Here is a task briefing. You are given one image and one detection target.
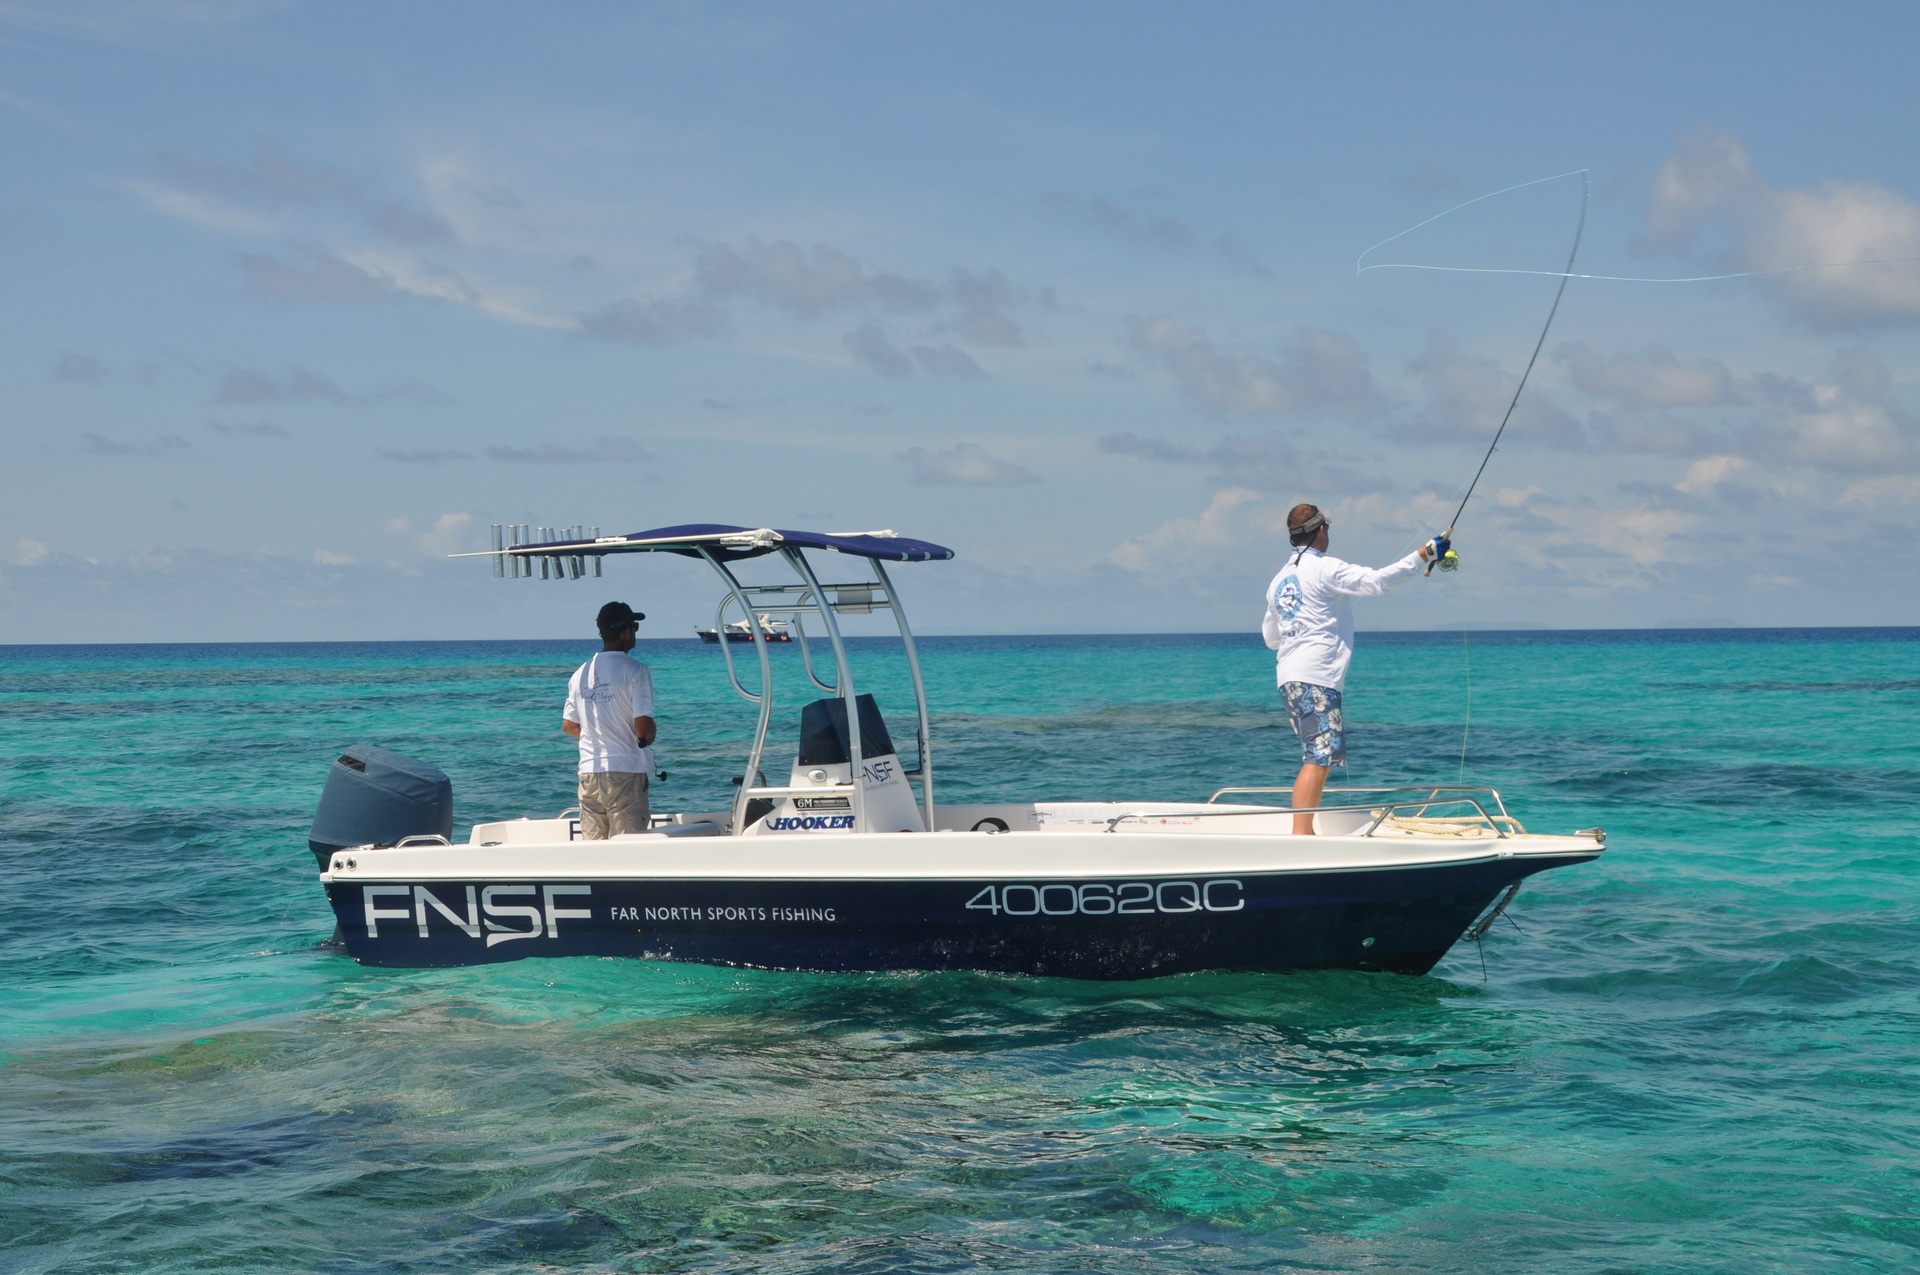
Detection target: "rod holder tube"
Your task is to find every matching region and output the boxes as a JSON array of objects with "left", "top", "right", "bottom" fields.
[
  {"left": 873, "top": 559, "right": 935, "bottom": 831},
  {"left": 700, "top": 550, "right": 777, "bottom": 836},
  {"left": 784, "top": 547, "right": 865, "bottom": 835}
]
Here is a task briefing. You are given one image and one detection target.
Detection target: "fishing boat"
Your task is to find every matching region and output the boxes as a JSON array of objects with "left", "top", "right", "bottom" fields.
[
  {"left": 696, "top": 616, "right": 793, "bottom": 644},
  {"left": 308, "top": 523, "right": 1605, "bottom": 977}
]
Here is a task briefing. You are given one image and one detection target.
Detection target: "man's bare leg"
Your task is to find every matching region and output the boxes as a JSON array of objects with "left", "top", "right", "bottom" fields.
[{"left": 1292, "top": 761, "right": 1329, "bottom": 836}]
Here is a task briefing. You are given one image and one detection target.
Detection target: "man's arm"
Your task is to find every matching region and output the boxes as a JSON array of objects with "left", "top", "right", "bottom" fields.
[
  {"left": 1326, "top": 551, "right": 1424, "bottom": 596},
  {"left": 562, "top": 719, "right": 581, "bottom": 738},
  {"left": 634, "top": 716, "right": 656, "bottom": 748}
]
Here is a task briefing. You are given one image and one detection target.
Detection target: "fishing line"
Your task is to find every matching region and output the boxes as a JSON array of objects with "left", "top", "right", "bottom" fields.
[
  {"left": 1457, "top": 629, "right": 1471, "bottom": 786},
  {"left": 1438, "top": 170, "right": 1588, "bottom": 544},
  {"left": 1361, "top": 169, "right": 1590, "bottom": 817},
  {"left": 1357, "top": 168, "right": 1920, "bottom": 283}
]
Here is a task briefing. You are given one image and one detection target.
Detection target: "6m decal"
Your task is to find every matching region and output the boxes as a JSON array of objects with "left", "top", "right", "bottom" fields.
[{"left": 964, "top": 879, "right": 1244, "bottom": 916}]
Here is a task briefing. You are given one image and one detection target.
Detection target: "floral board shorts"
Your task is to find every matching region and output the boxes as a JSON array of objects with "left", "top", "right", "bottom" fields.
[{"left": 1282, "top": 681, "right": 1345, "bottom": 767}]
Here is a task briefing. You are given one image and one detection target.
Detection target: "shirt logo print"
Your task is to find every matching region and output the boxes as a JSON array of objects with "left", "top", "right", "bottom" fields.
[{"left": 1275, "top": 575, "right": 1302, "bottom": 620}]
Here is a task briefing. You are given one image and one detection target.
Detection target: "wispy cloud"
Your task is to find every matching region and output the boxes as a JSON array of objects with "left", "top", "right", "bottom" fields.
[
  {"left": 1127, "top": 318, "right": 1383, "bottom": 418},
  {"left": 1111, "top": 487, "right": 1264, "bottom": 571},
  {"left": 214, "top": 365, "right": 445, "bottom": 408},
  {"left": 1556, "top": 342, "right": 1738, "bottom": 407},
  {"left": 207, "top": 420, "right": 290, "bottom": 438},
  {"left": 575, "top": 297, "right": 728, "bottom": 345},
  {"left": 1037, "top": 192, "right": 1270, "bottom": 277},
  {"left": 844, "top": 325, "right": 986, "bottom": 379},
  {"left": 240, "top": 248, "right": 393, "bottom": 302},
  {"left": 154, "top": 145, "right": 451, "bottom": 244},
  {"left": 82, "top": 432, "right": 191, "bottom": 456},
  {"left": 1748, "top": 347, "right": 1918, "bottom": 471},
  {"left": 1038, "top": 191, "right": 1195, "bottom": 249},
  {"left": 1396, "top": 329, "right": 1582, "bottom": 447},
  {"left": 380, "top": 449, "right": 473, "bottom": 464},
  {"left": 694, "top": 238, "right": 940, "bottom": 317},
  {"left": 216, "top": 366, "right": 348, "bottom": 404},
  {"left": 898, "top": 442, "right": 1035, "bottom": 485},
  {"left": 241, "top": 245, "right": 571, "bottom": 327},
  {"left": 486, "top": 436, "right": 653, "bottom": 464},
  {"left": 51, "top": 352, "right": 110, "bottom": 384},
  {"left": 1098, "top": 432, "right": 1203, "bottom": 464},
  {"left": 1100, "top": 430, "right": 1381, "bottom": 493}
]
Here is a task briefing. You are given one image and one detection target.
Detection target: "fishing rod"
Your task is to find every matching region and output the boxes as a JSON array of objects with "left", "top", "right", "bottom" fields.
[{"left": 1416, "top": 171, "right": 1590, "bottom": 575}]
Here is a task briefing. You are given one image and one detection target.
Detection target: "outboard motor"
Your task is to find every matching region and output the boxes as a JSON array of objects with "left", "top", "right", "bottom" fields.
[
  {"left": 746, "top": 694, "right": 923, "bottom": 835},
  {"left": 308, "top": 744, "right": 453, "bottom": 870}
]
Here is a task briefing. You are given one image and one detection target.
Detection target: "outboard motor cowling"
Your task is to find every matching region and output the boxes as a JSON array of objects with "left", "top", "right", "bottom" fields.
[{"left": 309, "top": 744, "right": 453, "bottom": 869}]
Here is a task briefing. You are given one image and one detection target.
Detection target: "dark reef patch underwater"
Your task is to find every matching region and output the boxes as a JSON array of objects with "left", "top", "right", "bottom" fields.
[{"left": 3, "top": 629, "right": 1917, "bottom": 1273}]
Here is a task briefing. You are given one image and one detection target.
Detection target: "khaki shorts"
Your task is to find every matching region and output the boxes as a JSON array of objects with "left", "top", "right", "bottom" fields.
[{"left": 578, "top": 771, "right": 651, "bottom": 840}]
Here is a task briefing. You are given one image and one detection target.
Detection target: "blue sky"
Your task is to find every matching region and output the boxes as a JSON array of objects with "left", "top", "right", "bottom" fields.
[{"left": 4, "top": 1, "right": 1918, "bottom": 641}]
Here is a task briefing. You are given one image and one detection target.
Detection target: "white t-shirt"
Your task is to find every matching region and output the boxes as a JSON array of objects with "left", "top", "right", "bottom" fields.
[
  {"left": 1262, "top": 546, "right": 1422, "bottom": 691},
  {"left": 563, "top": 651, "right": 655, "bottom": 775}
]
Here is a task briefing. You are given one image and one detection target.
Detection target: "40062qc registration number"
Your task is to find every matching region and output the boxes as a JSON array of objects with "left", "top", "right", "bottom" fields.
[{"left": 965, "top": 879, "right": 1244, "bottom": 917}]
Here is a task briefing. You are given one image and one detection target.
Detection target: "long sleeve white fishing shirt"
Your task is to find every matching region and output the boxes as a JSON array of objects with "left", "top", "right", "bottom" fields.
[{"left": 1262, "top": 546, "right": 1423, "bottom": 691}]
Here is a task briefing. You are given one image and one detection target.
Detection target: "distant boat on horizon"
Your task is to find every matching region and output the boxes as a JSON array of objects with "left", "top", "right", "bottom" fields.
[{"left": 697, "top": 617, "right": 794, "bottom": 644}]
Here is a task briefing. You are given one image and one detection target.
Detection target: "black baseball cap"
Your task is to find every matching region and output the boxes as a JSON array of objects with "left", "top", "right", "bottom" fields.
[{"left": 596, "top": 601, "right": 646, "bottom": 632}]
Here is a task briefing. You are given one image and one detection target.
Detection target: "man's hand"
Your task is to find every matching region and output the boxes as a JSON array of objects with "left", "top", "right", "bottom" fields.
[
  {"left": 634, "top": 715, "right": 656, "bottom": 748},
  {"left": 1418, "top": 535, "right": 1451, "bottom": 563}
]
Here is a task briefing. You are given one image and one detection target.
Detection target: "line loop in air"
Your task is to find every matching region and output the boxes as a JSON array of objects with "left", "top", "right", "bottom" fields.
[{"left": 1356, "top": 167, "right": 1920, "bottom": 283}]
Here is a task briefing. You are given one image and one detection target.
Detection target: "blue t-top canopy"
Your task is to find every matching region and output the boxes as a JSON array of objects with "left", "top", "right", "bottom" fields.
[{"left": 530, "top": 524, "right": 954, "bottom": 564}]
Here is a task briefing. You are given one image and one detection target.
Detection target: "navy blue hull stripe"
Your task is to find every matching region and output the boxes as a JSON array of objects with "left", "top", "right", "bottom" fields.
[{"left": 326, "top": 858, "right": 1588, "bottom": 978}]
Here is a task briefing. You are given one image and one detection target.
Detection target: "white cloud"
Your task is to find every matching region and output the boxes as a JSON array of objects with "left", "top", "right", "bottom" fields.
[
  {"left": 1842, "top": 474, "right": 1920, "bottom": 506},
  {"left": 1038, "top": 191, "right": 1195, "bottom": 249},
  {"left": 694, "top": 239, "right": 940, "bottom": 317},
  {"left": 1037, "top": 193, "right": 1270, "bottom": 277},
  {"left": 1646, "top": 123, "right": 1920, "bottom": 327},
  {"left": 575, "top": 297, "right": 728, "bottom": 345},
  {"left": 7, "top": 538, "right": 48, "bottom": 567},
  {"left": 335, "top": 248, "right": 567, "bottom": 327},
  {"left": 909, "top": 342, "right": 985, "bottom": 379},
  {"left": 1127, "top": 317, "right": 1382, "bottom": 418},
  {"left": 1110, "top": 487, "right": 1264, "bottom": 572},
  {"left": 1749, "top": 348, "right": 1918, "bottom": 471},
  {"left": 312, "top": 549, "right": 356, "bottom": 565},
  {"left": 845, "top": 323, "right": 913, "bottom": 377},
  {"left": 486, "top": 437, "right": 653, "bottom": 464},
  {"left": 1556, "top": 342, "right": 1736, "bottom": 407},
  {"left": 1675, "top": 455, "right": 1749, "bottom": 494},
  {"left": 157, "top": 146, "right": 451, "bottom": 243},
  {"left": 241, "top": 245, "right": 568, "bottom": 327},
  {"left": 240, "top": 248, "right": 396, "bottom": 302},
  {"left": 838, "top": 325, "right": 987, "bottom": 380},
  {"left": 383, "top": 512, "right": 474, "bottom": 558},
  {"left": 52, "top": 352, "right": 111, "bottom": 384},
  {"left": 82, "top": 432, "right": 191, "bottom": 456},
  {"left": 125, "top": 179, "right": 277, "bottom": 236},
  {"left": 898, "top": 442, "right": 1035, "bottom": 486},
  {"left": 1399, "top": 329, "right": 1581, "bottom": 447},
  {"left": 217, "top": 365, "right": 345, "bottom": 404},
  {"left": 1586, "top": 408, "right": 1725, "bottom": 457},
  {"left": 380, "top": 448, "right": 472, "bottom": 464},
  {"left": 1098, "top": 432, "right": 1203, "bottom": 464}
]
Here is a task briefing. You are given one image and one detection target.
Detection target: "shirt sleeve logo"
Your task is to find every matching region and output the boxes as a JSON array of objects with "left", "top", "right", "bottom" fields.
[{"left": 1274, "top": 574, "right": 1303, "bottom": 620}]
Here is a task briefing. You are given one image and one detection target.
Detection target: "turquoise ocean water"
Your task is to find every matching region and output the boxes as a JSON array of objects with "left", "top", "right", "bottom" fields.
[{"left": 2, "top": 628, "right": 1917, "bottom": 1273}]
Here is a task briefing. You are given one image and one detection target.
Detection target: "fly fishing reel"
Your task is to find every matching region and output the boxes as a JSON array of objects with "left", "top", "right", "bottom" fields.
[{"left": 1436, "top": 549, "right": 1460, "bottom": 572}]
